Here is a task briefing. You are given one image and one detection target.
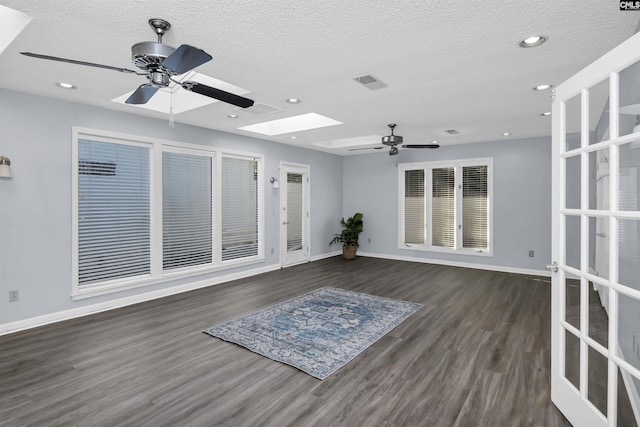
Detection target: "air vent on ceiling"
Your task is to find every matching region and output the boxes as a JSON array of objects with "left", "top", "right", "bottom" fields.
[
  {"left": 239, "top": 102, "right": 281, "bottom": 116},
  {"left": 444, "top": 129, "right": 460, "bottom": 135},
  {"left": 354, "top": 74, "right": 387, "bottom": 90}
]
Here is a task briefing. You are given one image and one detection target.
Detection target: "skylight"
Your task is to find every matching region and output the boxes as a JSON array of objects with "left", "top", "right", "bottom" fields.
[
  {"left": 313, "top": 135, "right": 382, "bottom": 149},
  {"left": 238, "top": 113, "right": 342, "bottom": 136},
  {"left": 0, "top": 5, "right": 32, "bottom": 55},
  {"left": 111, "top": 71, "right": 251, "bottom": 114}
]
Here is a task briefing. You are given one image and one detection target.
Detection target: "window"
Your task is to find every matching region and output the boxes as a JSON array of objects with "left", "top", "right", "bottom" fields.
[
  {"left": 404, "top": 169, "right": 425, "bottom": 244},
  {"left": 286, "top": 172, "right": 305, "bottom": 251},
  {"left": 77, "top": 139, "right": 151, "bottom": 284},
  {"left": 163, "top": 150, "right": 213, "bottom": 270},
  {"left": 73, "top": 129, "right": 263, "bottom": 297},
  {"left": 399, "top": 158, "right": 492, "bottom": 255},
  {"left": 221, "top": 156, "right": 260, "bottom": 261}
]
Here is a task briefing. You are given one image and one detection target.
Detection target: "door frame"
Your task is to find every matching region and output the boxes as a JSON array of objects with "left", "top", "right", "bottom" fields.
[
  {"left": 279, "top": 161, "right": 310, "bottom": 267},
  {"left": 551, "top": 30, "right": 640, "bottom": 426}
]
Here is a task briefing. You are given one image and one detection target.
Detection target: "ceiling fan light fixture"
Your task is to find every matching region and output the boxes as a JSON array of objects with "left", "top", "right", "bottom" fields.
[
  {"left": 381, "top": 124, "right": 403, "bottom": 145},
  {"left": 389, "top": 146, "right": 399, "bottom": 156}
]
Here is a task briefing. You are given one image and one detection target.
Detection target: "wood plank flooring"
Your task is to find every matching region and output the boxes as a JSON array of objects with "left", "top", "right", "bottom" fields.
[{"left": 0, "top": 256, "right": 623, "bottom": 426}]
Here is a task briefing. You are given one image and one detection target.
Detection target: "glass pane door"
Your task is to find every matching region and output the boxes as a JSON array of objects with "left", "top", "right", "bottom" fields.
[{"left": 552, "top": 30, "right": 640, "bottom": 427}]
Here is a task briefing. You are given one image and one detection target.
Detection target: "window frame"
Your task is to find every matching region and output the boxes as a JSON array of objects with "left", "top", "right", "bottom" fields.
[
  {"left": 72, "top": 127, "right": 264, "bottom": 299},
  {"left": 398, "top": 157, "right": 493, "bottom": 257}
]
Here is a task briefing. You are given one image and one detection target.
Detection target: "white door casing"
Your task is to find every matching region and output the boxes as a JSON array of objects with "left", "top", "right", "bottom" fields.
[{"left": 280, "top": 162, "right": 310, "bottom": 267}]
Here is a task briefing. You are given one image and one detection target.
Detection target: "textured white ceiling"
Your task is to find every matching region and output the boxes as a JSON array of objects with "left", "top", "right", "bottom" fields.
[{"left": 0, "top": 1, "right": 638, "bottom": 155}]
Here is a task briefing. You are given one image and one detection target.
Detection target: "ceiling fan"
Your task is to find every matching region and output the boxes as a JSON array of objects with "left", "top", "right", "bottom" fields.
[
  {"left": 348, "top": 124, "right": 440, "bottom": 155},
  {"left": 20, "top": 18, "right": 255, "bottom": 108}
]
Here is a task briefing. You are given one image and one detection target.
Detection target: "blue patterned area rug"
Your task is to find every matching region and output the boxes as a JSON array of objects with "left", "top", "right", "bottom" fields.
[{"left": 204, "top": 287, "right": 422, "bottom": 380}]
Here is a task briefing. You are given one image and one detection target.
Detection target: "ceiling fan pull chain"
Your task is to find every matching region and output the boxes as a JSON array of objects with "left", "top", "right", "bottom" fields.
[{"left": 169, "top": 89, "right": 175, "bottom": 128}]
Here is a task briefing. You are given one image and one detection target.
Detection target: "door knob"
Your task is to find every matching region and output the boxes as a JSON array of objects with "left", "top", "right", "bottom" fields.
[{"left": 546, "top": 262, "right": 558, "bottom": 273}]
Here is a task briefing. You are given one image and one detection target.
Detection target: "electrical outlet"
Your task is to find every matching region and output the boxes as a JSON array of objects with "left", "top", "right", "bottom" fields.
[
  {"left": 9, "top": 290, "right": 19, "bottom": 302},
  {"left": 529, "top": 250, "right": 534, "bottom": 258}
]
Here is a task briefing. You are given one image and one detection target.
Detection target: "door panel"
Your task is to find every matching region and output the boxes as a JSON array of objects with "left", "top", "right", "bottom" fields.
[{"left": 552, "top": 30, "right": 640, "bottom": 426}]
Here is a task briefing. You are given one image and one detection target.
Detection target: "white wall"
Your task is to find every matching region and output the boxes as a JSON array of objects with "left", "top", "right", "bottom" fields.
[
  {"left": 0, "top": 89, "right": 343, "bottom": 330},
  {"left": 342, "top": 137, "right": 552, "bottom": 273}
]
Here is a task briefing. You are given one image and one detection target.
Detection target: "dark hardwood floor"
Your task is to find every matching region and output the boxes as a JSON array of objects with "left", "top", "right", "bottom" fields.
[{"left": 0, "top": 257, "right": 619, "bottom": 426}]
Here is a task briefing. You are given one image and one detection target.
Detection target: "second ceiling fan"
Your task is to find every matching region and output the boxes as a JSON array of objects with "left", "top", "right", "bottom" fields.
[{"left": 349, "top": 124, "right": 440, "bottom": 155}]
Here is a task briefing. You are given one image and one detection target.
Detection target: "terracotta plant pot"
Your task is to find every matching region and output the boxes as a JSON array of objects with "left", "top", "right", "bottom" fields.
[{"left": 342, "top": 244, "right": 358, "bottom": 260}]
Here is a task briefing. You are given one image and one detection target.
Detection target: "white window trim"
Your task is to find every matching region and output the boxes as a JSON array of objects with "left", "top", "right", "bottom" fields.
[
  {"left": 398, "top": 157, "right": 494, "bottom": 257},
  {"left": 71, "top": 127, "right": 265, "bottom": 299}
]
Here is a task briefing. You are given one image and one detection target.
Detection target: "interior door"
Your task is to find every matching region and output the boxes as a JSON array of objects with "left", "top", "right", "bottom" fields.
[
  {"left": 551, "top": 31, "right": 640, "bottom": 426},
  {"left": 280, "top": 163, "right": 310, "bottom": 267}
]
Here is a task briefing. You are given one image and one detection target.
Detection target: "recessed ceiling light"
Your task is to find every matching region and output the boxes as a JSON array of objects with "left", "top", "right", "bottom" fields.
[
  {"left": 290, "top": 136, "right": 298, "bottom": 139},
  {"left": 502, "top": 132, "right": 512, "bottom": 136},
  {"left": 519, "top": 35, "right": 547, "bottom": 48},
  {"left": 227, "top": 114, "right": 238, "bottom": 118},
  {"left": 56, "top": 82, "right": 76, "bottom": 90},
  {"left": 533, "top": 84, "right": 553, "bottom": 91},
  {"left": 540, "top": 112, "right": 551, "bottom": 116},
  {"left": 286, "top": 98, "right": 301, "bottom": 104},
  {"left": 431, "top": 140, "right": 439, "bottom": 144}
]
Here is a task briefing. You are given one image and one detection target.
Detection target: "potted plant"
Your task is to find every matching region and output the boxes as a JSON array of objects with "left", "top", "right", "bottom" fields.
[{"left": 329, "top": 212, "right": 364, "bottom": 260}]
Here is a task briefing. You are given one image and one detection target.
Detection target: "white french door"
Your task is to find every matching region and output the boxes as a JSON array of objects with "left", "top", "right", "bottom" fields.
[
  {"left": 551, "top": 30, "right": 640, "bottom": 426},
  {"left": 280, "top": 162, "right": 310, "bottom": 267}
]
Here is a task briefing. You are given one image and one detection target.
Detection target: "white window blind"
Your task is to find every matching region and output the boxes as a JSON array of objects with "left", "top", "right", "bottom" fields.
[
  {"left": 432, "top": 167, "right": 455, "bottom": 248},
  {"left": 462, "top": 165, "right": 488, "bottom": 249},
  {"left": 77, "top": 139, "right": 151, "bottom": 285},
  {"left": 404, "top": 169, "right": 425, "bottom": 244},
  {"left": 162, "top": 151, "right": 213, "bottom": 270},
  {"left": 287, "top": 173, "right": 304, "bottom": 251},
  {"left": 399, "top": 158, "right": 491, "bottom": 255},
  {"left": 74, "top": 129, "right": 265, "bottom": 297},
  {"left": 221, "top": 156, "right": 259, "bottom": 261}
]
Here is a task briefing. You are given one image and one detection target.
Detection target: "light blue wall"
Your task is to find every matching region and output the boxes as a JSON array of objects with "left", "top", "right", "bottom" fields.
[
  {"left": 343, "top": 137, "right": 552, "bottom": 271},
  {"left": 0, "top": 88, "right": 343, "bottom": 326},
  {"left": 0, "top": 87, "right": 555, "bottom": 330}
]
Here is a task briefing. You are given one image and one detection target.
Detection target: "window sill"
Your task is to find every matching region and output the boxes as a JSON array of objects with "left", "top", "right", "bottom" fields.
[
  {"left": 399, "top": 244, "right": 493, "bottom": 257},
  {"left": 72, "top": 256, "right": 266, "bottom": 300}
]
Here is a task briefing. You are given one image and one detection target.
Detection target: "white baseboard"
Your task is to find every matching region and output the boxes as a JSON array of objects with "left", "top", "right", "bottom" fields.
[
  {"left": 310, "top": 250, "right": 341, "bottom": 262},
  {"left": 357, "top": 251, "right": 551, "bottom": 278},
  {"left": 0, "top": 263, "right": 281, "bottom": 337},
  {"left": 0, "top": 250, "right": 548, "bottom": 337}
]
